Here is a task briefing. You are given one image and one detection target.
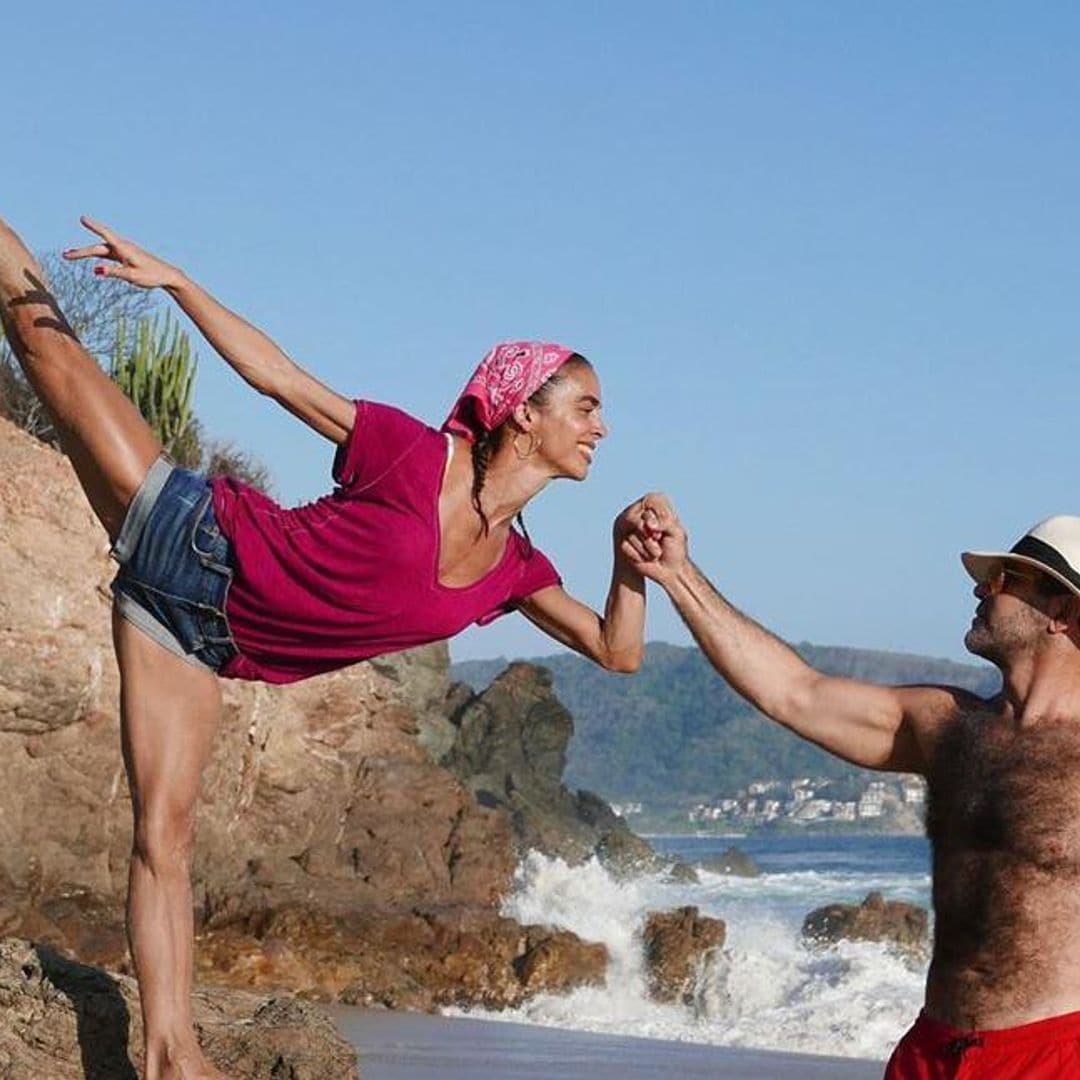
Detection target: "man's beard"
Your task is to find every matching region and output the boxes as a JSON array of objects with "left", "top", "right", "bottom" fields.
[
  {"left": 964, "top": 618, "right": 999, "bottom": 662},
  {"left": 965, "top": 606, "right": 1039, "bottom": 665}
]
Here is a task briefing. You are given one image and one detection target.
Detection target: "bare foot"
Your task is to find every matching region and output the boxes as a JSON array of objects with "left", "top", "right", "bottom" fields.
[{"left": 148, "top": 1044, "right": 231, "bottom": 1080}]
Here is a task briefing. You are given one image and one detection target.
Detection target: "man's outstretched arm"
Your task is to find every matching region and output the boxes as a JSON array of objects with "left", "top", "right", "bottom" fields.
[{"left": 634, "top": 501, "right": 960, "bottom": 774}]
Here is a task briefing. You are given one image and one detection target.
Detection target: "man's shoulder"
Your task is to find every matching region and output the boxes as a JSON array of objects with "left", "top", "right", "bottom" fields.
[
  {"left": 900, "top": 684, "right": 998, "bottom": 754},
  {"left": 902, "top": 683, "right": 994, "bottom": 720}
]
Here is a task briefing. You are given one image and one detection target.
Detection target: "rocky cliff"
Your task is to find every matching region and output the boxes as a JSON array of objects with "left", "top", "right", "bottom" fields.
[
  {"left": 0, "top": 417, "right": 609, "bottom": 1014},
  {"left": 442, "top": 663, "right": 690, "bottom": 878}
]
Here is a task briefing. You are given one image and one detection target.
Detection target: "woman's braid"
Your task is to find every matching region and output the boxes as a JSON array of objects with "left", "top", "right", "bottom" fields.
[{"left": 470, "top": 430, "right": 495, "bottom": 536}]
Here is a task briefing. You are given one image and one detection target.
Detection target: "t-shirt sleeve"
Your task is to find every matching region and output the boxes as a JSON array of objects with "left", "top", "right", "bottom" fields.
[
  {"left": 332, "top": 400, "right": 431, "bottom": 493},
  {"left": 474, "top": 540, "right": 563, "bottom": 626}
]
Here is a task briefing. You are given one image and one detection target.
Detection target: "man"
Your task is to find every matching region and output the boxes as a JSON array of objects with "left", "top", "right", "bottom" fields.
[{"left": 631, "top": 504, "right": 1080, "bottom": 1078}]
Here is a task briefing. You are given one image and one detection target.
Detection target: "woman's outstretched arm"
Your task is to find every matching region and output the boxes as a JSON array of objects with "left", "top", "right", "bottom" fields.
[
  {"left": 517, "top": 495, "right": 655, "bottom": 673},
  {"left": 65, "top": 217, "right": 354, "bottom": 445}
]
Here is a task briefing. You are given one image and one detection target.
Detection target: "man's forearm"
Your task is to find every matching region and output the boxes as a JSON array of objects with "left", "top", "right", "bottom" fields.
[
  {"left": 164, "top": 275, "right": 297, "bottom": 395},
  {"left": 663, "top": 560, "right": 814, "bottom": 718}
]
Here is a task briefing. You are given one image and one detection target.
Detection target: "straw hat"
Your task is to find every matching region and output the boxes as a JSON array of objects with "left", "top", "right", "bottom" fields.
[{"left": 962, "top": 516, "right": 1080, "bottom": 597}]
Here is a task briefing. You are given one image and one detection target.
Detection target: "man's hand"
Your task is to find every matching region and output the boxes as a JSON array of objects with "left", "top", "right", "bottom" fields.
[
  {"left": 615, "top": 493, "right": 689, "bottom": 584},
  {"left": 63, "top": 217, "right": 185, "bottom": 291}
]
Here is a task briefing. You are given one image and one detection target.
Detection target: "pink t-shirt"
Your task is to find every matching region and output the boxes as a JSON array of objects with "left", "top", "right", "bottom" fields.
[{"left": 210, "top": 401, "right": 561, "bottom": 684}]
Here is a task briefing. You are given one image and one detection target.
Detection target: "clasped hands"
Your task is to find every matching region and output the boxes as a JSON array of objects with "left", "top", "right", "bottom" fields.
[{"left": 613, "top": 493, "right": 687, "bottom": 582}]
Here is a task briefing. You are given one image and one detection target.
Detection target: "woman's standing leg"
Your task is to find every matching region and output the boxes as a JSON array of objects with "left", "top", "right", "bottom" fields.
[
  {"left": 0, "top": 217, "right": 220, "bottom": 1074},
  {"left": 0, "top": 217, "right": 160, "bottom": 536},
  {"left": 114, "top": 609, "right": 228, "bottom": 1080}
]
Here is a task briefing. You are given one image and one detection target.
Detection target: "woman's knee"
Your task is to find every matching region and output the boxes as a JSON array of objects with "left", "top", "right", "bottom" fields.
[{"left": 132, "top": 802, "right": 196, "bottom": 875}]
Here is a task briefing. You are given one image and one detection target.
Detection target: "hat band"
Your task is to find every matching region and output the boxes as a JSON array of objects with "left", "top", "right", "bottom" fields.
[{"left": 1010, "top": 535, "right": 1080, "bottom": 593}]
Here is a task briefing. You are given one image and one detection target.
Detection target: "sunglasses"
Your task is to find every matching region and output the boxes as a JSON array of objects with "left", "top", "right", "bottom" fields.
[{"left": 980, "top": 560, "right": 1063, "bottom": 596}]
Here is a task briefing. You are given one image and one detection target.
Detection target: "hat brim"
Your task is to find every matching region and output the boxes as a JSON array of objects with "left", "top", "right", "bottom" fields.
[{"left": 961, "top": 550, "right": 1080, "bottom": 599}]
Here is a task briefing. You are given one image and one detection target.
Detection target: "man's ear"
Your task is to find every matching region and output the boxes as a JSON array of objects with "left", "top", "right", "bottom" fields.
[
  {"left": 1049, "top": 593, "right": 1080, "bottom": 636},
  {"left": 1070, "top": 594, "right": 1080, "bottom": 633}
]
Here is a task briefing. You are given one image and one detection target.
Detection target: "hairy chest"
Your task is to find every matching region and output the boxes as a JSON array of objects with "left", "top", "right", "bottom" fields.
[{"left": 928, "top": 714, "right": 1080, "bottom": 872}]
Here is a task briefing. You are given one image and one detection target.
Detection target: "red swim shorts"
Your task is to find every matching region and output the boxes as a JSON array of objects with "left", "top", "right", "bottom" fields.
[{"left": 885, "top": 1009, "right": 1080, "bottom": 1079}]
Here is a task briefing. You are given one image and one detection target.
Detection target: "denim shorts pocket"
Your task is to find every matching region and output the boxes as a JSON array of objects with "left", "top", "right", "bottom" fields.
[
  {"left": 186, "top": 494, "right": 237, "bottom": 656},
  {"left": 189, "top": 493, "right": 227, "bottom": 563}
]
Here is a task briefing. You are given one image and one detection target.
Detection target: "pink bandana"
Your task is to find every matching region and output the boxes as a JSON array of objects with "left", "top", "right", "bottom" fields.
[{"left": 442, "top": 341, "right": 577, "bottom": 442}]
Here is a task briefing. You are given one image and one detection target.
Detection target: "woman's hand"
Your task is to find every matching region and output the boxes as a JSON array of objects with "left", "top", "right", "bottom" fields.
[
  {"left": 63, "top": 216, "right": 184, "bottom": 291},
  {"left": 613, "top": 496, "right": 655, "bottom": 569},
  {"left": 65, "top": 214, "right": 353, "bottom": 442}
]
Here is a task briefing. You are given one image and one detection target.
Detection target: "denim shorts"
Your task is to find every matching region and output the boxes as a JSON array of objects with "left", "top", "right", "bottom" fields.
[{"left": 111, "top": 456, "right": 239, "bottom": 673}]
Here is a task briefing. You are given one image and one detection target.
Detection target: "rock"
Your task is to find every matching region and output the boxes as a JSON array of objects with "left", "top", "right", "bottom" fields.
[
  {"left": 802, "top": 891, "right": 928, "bottom": 954},
  {"left": 515, "top": 928, "right": 608, "bottom": 994},
  {"left": 696, "top": 846, "right": 761, "bottom": 878},
  {"left": 0, "top": 937, "right": 358, "bottom": 1079},
  {"left": 593, "top": 826, "right": 664, "bottom": 877},
  {"left": 443, "top": 663, "right": 696, "bottom": 881},
  {"left": 370, "top": 649, "right": 458, "bottom": 763},
  {"left": 195, "top": 648, "right": 518, "bottom": 923},
  {"left": 663, "top": 859, "right": 701, "bottom": 884},
  {"left": 641, "top": 906, "right": 726, "bottom": 1005},
  {"left": 0, "top": 886, "right": 129, "bottom": 971},
  {"left": 196, "top": 904, "right": 608, "bottom": 1011}
]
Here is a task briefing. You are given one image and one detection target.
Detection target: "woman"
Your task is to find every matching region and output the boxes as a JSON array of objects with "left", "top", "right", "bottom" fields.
[{"left": 0, "top": 214, "right": 654, "bottom": 1080}]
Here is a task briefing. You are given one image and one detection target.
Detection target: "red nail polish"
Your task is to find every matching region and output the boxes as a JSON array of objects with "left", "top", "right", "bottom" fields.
[{"left": 93, "top": 266, "right": 105, "bottom": 276}]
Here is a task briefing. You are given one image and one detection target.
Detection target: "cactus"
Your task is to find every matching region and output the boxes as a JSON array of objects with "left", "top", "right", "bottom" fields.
[{"left": 110, "top": 312, "right": 197, "bottom": 453}]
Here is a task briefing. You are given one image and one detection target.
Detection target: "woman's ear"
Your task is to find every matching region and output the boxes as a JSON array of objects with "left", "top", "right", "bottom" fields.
[{"left": 511, "top": 400, "right": 535, "bottom": 431}]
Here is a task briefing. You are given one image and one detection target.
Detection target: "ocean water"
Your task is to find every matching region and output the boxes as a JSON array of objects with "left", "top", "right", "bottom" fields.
[{"left": 446, "top": 834, "right": 931, "bottom": 1061}]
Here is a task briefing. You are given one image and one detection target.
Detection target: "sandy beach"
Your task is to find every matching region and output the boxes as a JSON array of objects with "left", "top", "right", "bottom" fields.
[{"left": 329, "top": 1007, "right": 884, "bottom": 1079}]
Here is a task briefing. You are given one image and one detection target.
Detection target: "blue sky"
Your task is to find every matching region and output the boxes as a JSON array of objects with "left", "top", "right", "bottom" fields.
[{"left": 9, "top": 3, "right": 1080, "bottom": 664}]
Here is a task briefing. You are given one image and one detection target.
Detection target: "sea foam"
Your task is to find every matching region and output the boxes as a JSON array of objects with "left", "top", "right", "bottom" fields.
[{"left": 446, "top": 849, "right": 927, "bottom": 1060}]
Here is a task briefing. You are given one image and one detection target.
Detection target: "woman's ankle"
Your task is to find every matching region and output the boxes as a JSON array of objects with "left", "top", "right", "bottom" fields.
[{"left": 143, "top": 1029, "right": 205, "bottom": 1070}]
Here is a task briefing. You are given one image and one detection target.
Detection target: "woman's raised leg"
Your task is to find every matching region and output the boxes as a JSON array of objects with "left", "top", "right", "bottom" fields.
[
  {"left": 0, "top": 217, "right": 160, "bottom": 538},
  {"left": 113, "top": 609, "right": 228, "bottom": 1080}
]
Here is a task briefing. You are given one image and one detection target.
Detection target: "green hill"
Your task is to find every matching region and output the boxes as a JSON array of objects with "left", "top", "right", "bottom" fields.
[{"left": 451, "top": 642, "right": 999, "bottom": 804}]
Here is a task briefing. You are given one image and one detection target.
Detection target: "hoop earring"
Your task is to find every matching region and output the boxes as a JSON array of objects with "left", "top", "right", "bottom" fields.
[{"left": 512, "top": 432, "right": 542, "bottom": 459}]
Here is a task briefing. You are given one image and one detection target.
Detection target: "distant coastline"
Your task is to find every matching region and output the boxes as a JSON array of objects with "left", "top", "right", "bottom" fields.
[
  {"left": 452, "top": 642, "right": 980, "bottom": 836},
  {"left": 641, "top": 825, "right": 926, "bottom": 839}
]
